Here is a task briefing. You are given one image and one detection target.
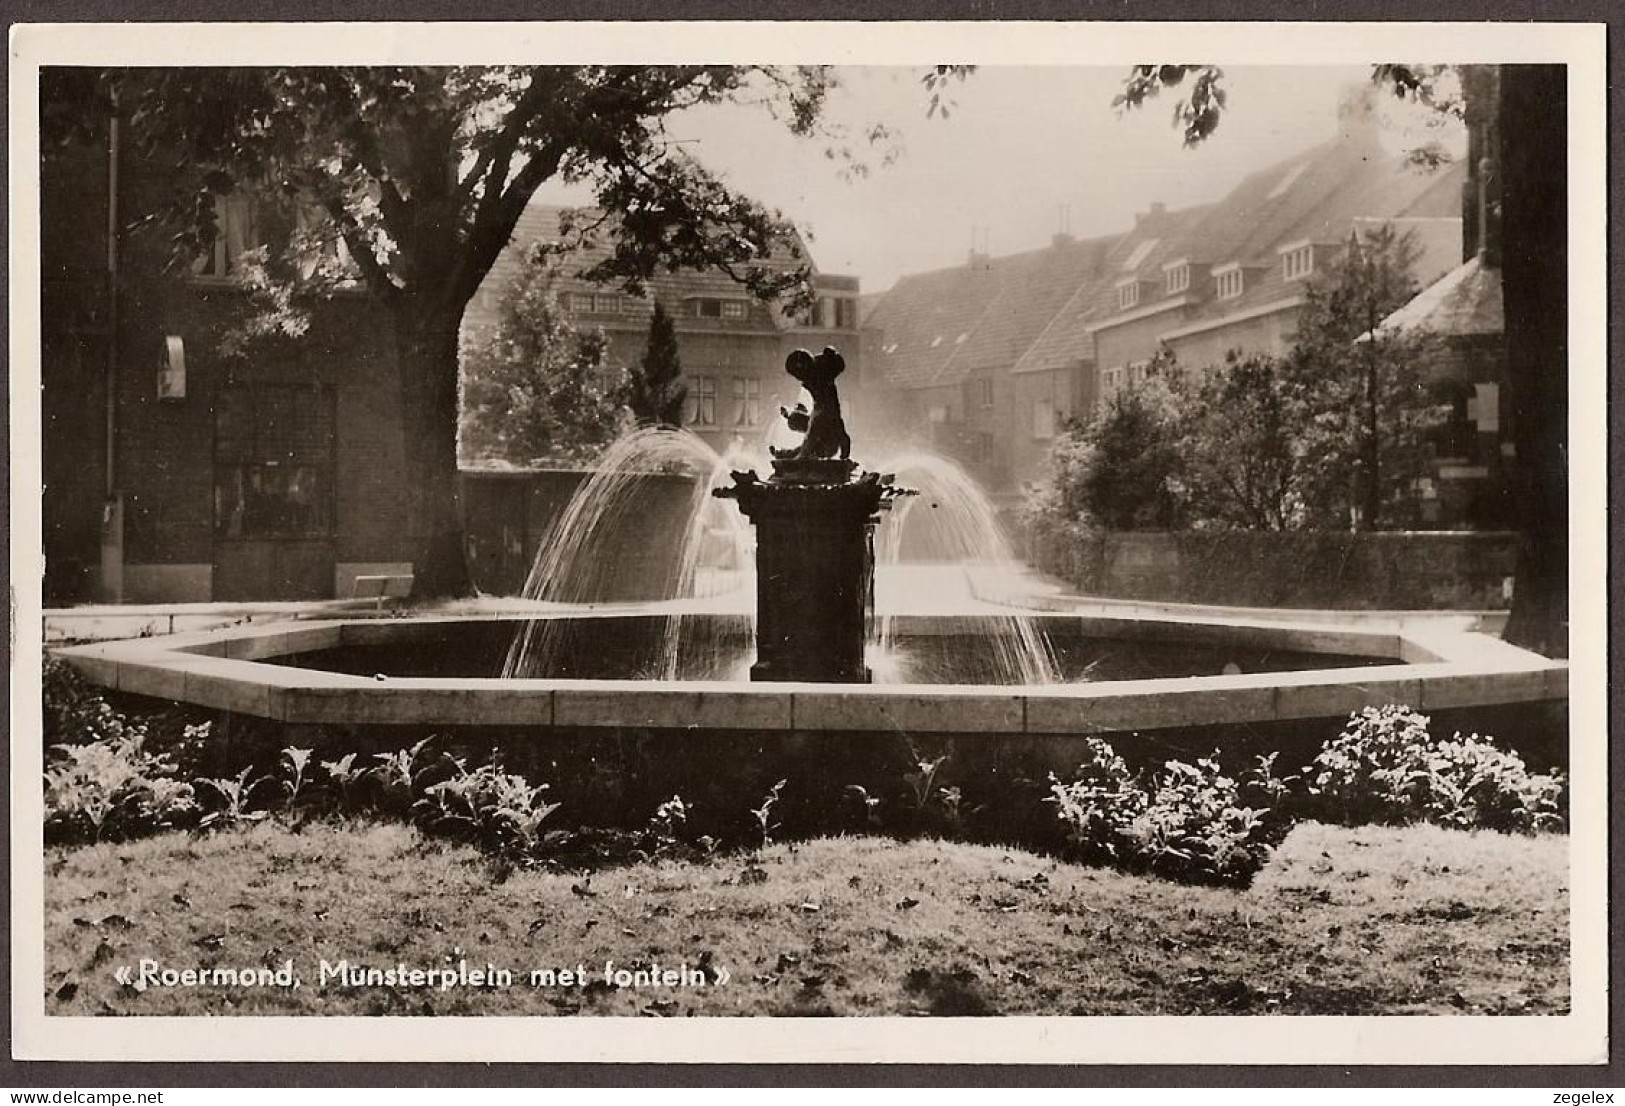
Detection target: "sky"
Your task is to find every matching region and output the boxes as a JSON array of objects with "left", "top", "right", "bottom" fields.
[{"left": 536, "top": 66, "right": 1463, "bottom": 294}]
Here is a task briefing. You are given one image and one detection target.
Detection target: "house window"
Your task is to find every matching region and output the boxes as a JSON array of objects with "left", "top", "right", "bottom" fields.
[
  {"left": 1214, "top": 266, "right": 1244, "bottom": 299},
  {"left": 1128, "top": 362, "right": 1147, "bottom": 387},
  {"left": 1165, "top": 263, "right": 1190, "bottom": 295},
  {"left": 720, "top": 300, "right": 746, "bottom": 320},
  {"left": 976, "top": 433, "right": 994, "bottom": 463},
  {"left": 292, "top": 204, "right": 356, "bottom": 281},
  {"left": 977, "top": 378, "right": 994, "bottom": 408},
  {"left": 1033, "top": 398, "right": 1056, "bottom": 440},
  {"left": 593, "top": 293, "right": 624, "bottom": 314},
  {"left": 1100, "top": 367, "right": 1126, "bottom": 409},
  {"left": 1281, "top": 244, "right": 1315, "bottom": 282},
  {"left": 693, "top": 299, "right": 723, "bottom": 319},
  {"left": 1117, "top": 282, "right": 1140, "bottom": 311},
  {"left": 191, "top": 194, "right": 260, "bottom": 279},
  {"left": 730, "top": 376, "right": 762, "bottom": 427},
  {"left": 213, "top": 384, "right": 334, "bottom": 539},
  {"left": 686, "top": 376, "right": 718, "bottom": 426},
  {"left": 836, "top": 298, "right": 857, "bottom": 329}
]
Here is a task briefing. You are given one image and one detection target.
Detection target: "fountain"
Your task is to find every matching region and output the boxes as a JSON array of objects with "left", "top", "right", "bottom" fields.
[
  {"left": 713, "top": 347, "right": 913, "bottom": 683},
  {"left": 53, "top": 342, "right": 1569, "bottom": 821}
]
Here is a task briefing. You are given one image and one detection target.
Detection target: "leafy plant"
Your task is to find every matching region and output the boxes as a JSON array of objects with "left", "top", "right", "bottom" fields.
[
  {"left": 1046, "top": 737, "right": 1150, "bottom": 865},
  {"left": 195, "top": 766, "right": 271, "bottom": 831},
  {"left": 412, "top": 759, "right": 562, "bottom": 859},
  {"left": 371, "top": 736, "right": 437, "bottom": 811},
  {"left": 44, "top": 722, "right": 199, "bottom": 844},
  {"left": 903, "top": 756, "right": 947, "bottom": 814},
  {"left": 1048, "top": 740, "right": 1282, "bottom": 885},
  {"left": 1306, "top": 705, "right": 1566, "bottom": 833},
  {"left": 42, "top": 656, "right": 106, "bottom": 745},
  {"left": 321, "top": 752, "right": 369, "bottom": 807},
  {"left": 1122, "top": 757, "right": 1275, "bottom": 886},
  {"left": 751, "top": 779, "right": 787, "bottom": 849},
  {"left": 279, "top": 747, "right": 314, "bottom": 810},
  {"left": 645, "top": 794, "right": 691, "bottom": 857}
]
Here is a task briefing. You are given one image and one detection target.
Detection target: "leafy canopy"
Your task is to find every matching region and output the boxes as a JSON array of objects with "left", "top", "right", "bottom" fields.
[{"left": 66, "top": 66, "right": 862, "bottom": 331}]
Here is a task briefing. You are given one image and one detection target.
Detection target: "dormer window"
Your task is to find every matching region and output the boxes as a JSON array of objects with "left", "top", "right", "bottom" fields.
[
  {"left": 1280, "top": 241, "right": 1315, "bottom": 282},
  {"left": 1117, "top": 280, "right": 1141, "bottom": 311},
  {"left": 1214, "top": 263, "right": 1244, "bottom": 300},
  {"left": 1121, "top": 238, "right": 1158, "bottom": 271},
  {"left": 1164, "top": 261, "right": 1190, "bottom": 295}
]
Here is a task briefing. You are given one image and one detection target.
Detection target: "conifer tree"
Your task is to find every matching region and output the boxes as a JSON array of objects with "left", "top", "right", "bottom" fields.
[{"left": 628, "top": 302, "right": 688, "bottom": 428}]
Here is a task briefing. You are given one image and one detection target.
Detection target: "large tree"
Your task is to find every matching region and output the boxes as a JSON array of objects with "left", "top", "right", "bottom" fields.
[
  {"left": 55, "top": 66, "right": 843, "bottom": 596},
  {"left": 1284, "top": 224, "right": 1445, "bottom": 530},
  {"left": 1117, "top": 64, "right": 1569, "bottom": 655}
]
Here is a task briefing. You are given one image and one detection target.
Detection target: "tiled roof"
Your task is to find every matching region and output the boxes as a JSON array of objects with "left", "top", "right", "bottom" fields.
[
  {"left": 1138, "top": 139, "right": 1467, "bottom": 337},
  {"left": 1373, "top": 253, "right": 1503, "bottom": 339},
  {"left": 1012, "top": 205, "right": 1212, "bottom": 374},
  {"left": 869, "top": 125, "right": 1466, "bottom": 391},
  {"left": 466, "top": 204, "right": 827, "bottom": 336},
  {"left": 866, "top": 235, "right": 1113, "bottom": 388}
]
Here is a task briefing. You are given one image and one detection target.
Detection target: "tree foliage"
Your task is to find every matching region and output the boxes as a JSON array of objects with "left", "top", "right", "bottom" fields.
[
  {"left": 626, "top": 301, "right": 688, "bottom": 428},
  {"left": 458, "top": 246, "right": 628, "bottom": 468},
  {"left": 46, "top": 65, "right": 856, "bottom": 595},
  {"left": 1040, "top": 366, "right": 1186, "bottom": 532},
  {"left": 1115, "top": 61, "right": 1569, "bottom": 653},
  {"left": 1283, "top": 225, "right": 1447, "bottom": 530},
  {"left": 1175, "top": 352, "right": 1301, "bottom": 531},
  {"left": 1031, "top": 230, "right": 1444, "bottom": 534}
]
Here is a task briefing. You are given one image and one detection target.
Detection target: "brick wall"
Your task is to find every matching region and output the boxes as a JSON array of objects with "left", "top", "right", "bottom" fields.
[
  {"left": 1027, "top": 526, "right": 1520, "bottom": 610},
  {"left": 43, "top": 129, "right": 416, "bottom": 602}
]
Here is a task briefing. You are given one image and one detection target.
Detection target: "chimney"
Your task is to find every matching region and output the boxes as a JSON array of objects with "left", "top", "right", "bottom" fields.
[
  {"left": 968, "top": 224, "right": 991, "bottom": 269},
  {"left": 1133, "top": 201, "right": 1167, "bottom": 228}
]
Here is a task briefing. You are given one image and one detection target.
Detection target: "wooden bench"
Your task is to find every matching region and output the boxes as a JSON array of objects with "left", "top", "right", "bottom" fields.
[{"left": 351, "top": 573, "right": 414, "bottom": 608}]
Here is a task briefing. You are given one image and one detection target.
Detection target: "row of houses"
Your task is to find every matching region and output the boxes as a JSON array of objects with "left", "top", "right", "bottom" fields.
[{"left": 862, "top": 85, "right": 1510, "bottom": 529}]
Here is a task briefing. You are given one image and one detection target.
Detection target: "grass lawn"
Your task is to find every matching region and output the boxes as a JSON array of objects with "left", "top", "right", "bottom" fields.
[{"left": 44, "top": 819, "right": 1568, "bottom": 1017}]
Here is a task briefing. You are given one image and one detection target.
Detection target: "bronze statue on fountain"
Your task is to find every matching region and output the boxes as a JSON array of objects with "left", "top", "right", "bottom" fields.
[{"left": 714, "top": 346, "right": 914, "bottom": 683}]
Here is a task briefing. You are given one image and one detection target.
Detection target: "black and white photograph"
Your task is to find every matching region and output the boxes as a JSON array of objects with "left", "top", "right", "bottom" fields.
[{"left": 8, "top": 19, "right": 1609, "bottom": 1066}]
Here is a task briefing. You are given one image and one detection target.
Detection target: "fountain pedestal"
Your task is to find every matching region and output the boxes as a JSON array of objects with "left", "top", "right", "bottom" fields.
[{"left": 715, "top": 459, "right": 907, "bottom": 684}]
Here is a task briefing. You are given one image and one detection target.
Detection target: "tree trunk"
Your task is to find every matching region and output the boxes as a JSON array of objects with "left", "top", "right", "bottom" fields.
[
  {"left": 395, "top": 304, "right": 473, "bottom": 599},
  {"left": 1497, "top": 65, "right": 1568, "bottom": 657}
]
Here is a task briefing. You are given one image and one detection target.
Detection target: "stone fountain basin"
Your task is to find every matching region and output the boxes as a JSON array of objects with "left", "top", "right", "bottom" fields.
[{"left": 56, "top": 608, "right": 1565, "bottom": 738}]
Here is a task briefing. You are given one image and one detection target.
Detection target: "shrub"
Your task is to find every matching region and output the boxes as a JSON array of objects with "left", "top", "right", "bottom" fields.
[
  {"left": 1048, "top": 740, "right": 1287, "bottom": 886},
  {"left": 43, "top": 706, "right": 203, "bottom": 844},
  {"left": 43, "top": 656, "right": 104, "bottom": 745},
  {"left": 1307, "top": 705, "right": 1567, "bottom": 833},
  {"left": 412, "top": 758, "right": 562, "bottom": 859},
  {"left": 1045, "top": 738, "right": 1147, "bottom": 865},
  {"left": 1122, "top": 757, "right": 1276, "bottom": 885}
]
